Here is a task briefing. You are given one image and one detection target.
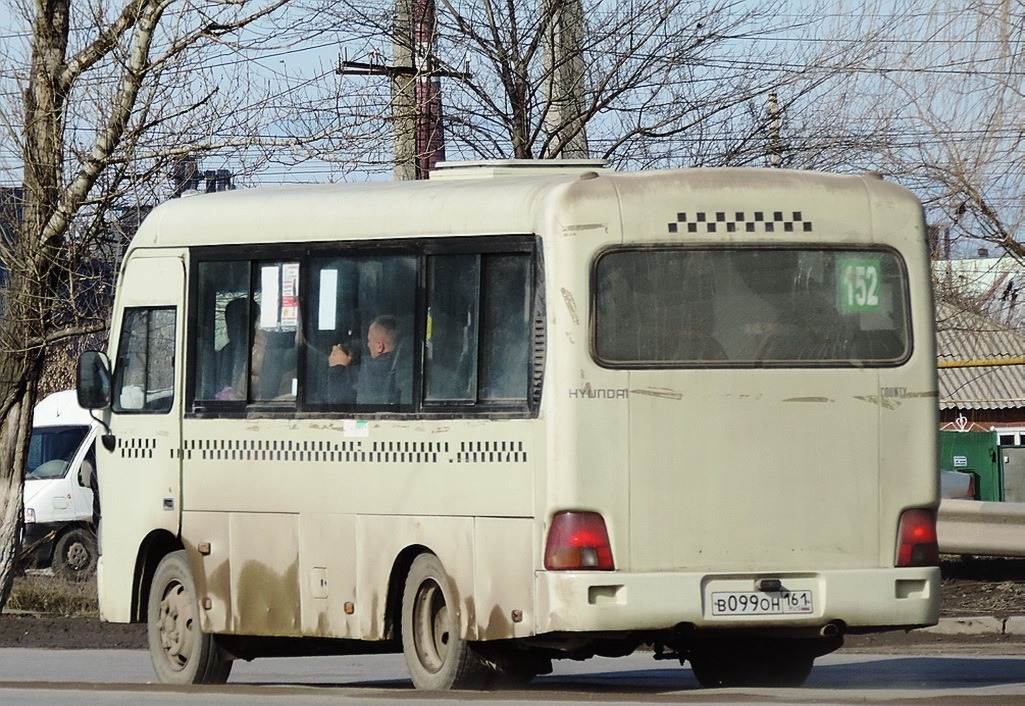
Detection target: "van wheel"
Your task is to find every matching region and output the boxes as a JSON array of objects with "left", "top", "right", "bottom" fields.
[
  {"left": 147, "top": 550, "right": 232, "bottom": 684},
  {"left": 52, "top": 529, "right": 97, "bottom": 581},
  {"left": 401, "top": 553, "right": 492, "bottom": 690}
]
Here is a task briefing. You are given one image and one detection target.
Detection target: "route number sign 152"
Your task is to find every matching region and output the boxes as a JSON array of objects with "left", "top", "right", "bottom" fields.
[{"left": 838, "top": 258, "right": 882, "bottom": 312}]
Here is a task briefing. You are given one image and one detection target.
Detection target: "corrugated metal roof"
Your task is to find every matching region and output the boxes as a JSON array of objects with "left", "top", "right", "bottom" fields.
[{"left": 936, "top": 302, "right": 1025, "bottom": 409}]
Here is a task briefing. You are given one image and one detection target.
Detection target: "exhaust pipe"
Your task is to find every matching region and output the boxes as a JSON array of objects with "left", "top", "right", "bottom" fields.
[{"left": 819, "top": 621, "right": 841, "bottom": 638}]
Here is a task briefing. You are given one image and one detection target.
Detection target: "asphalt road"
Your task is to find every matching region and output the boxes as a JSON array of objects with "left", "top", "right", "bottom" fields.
[{"left": 0, "top": 649, "right": 1023, "bottom": 704}]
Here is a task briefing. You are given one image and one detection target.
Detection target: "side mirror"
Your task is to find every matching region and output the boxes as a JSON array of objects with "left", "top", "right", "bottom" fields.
[{"left": 77, "top": 351, "right": 112, "bottom": 410}]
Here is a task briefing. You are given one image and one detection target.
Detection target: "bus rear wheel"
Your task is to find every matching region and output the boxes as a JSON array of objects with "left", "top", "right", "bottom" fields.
[
  {"left": 147, "top": 550, "right": 232, "bottom": 685},
  {"left": 401, "top": 553, "right": 492, "bottom": 690},
  {"left": 688, "top": 642, "right": 814, "bottom": 688}
]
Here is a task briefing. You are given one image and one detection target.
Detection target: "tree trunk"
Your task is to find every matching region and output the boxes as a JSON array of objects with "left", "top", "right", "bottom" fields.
[
  {"left": 0, "top": 378, "right": 41, "bottom": 609},
  {"left": 0, "top": 0, "right": 69, "bottom": 611},
  {"left": 0, "top": 228, "right": 61, "bottom": 607}
]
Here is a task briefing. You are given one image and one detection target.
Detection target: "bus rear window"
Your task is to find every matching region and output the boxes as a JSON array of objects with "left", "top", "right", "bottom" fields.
[{"left": 593, "top": 247, "right": 910, "bottom": 367}]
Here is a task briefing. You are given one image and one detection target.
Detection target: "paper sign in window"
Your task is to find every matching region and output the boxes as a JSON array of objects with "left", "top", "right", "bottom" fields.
[
  {"left": 281, "top": 263, "right": 299, "bottom": 328},
  {"left": 260, "top": 266, "right": 280, "bottom": 329},
  {"left": 318, "top": 269, "right": 339, "bottom": 331}
]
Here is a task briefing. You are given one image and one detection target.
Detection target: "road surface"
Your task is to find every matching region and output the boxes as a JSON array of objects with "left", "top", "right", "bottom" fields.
[{"left": 0, "top": 648, "right": 1022, "bottom": 704}]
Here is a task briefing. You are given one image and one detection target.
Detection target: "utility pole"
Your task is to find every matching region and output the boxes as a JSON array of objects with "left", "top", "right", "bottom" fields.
[
  {"left": 412, "top": 0, "right": 445, "bottom": 178},
  {"left": 767, "top": 89, "right": 782, "bottom": 168},
  {"left": 543, "top": 0, "right": 588, "bottom": 158},
  {"left": 392, "top": 1, "right": 416, "bottom": 180},
  {"left": 338, "top": 0, "right": 457, "bottom": 180}
]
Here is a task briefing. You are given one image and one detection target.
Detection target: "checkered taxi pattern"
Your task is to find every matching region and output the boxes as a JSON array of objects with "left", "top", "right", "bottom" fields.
[{"left": 668, "top": 211, "right": 813, "bottom": 234}]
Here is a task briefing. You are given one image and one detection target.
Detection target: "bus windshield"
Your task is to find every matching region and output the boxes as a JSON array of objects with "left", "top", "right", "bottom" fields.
[
  {"left": 594, "top": 247, "right": 910, "bottom": 367},
  {"left": 26, "top": 425, "right": 89, "bottom": 480}
]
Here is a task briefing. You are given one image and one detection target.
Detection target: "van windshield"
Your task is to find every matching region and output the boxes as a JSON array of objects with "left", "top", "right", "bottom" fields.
[
  {"left": 594, "top": 247, "right": 910, "bottom": 367},
  {"left": 26, "top": 426, "right": 89, "bottom": 480}
]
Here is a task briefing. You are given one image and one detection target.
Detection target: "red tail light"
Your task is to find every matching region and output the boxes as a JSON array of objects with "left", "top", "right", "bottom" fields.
[
  {"left": 968, "top": 475, "right": 976, "bottom": 499},
  {"left": 544, "top": 511, "right": 615, "bottom": 570},
  {"left": 895, "top": 508, "right": 939, "bottom": 567}
]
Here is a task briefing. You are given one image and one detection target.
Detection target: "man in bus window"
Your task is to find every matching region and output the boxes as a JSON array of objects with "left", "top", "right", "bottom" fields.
[
  {"left": 329, "top": 315, "right": 411, "bottom": 405},
  {"left": 215, "top": 297, "right": 248, "bottom": 400}
]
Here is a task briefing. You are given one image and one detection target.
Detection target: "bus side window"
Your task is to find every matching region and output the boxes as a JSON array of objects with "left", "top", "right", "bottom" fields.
[
  {"left": 194, "top": 261, "right": 251, "bottom": 403},
  {"left": 251, "top": 262, "right": 300, "bottom": 402},
  {"left": 424, "top": 252, "right": 531, "bottom": 405},
  {"left": 425, "top": 254, "right": 480, "bottom": 402},
  {"left": 112, "top": 307, "right": 176, "bottom": 414},
  {"left": 308, "top": 254, "right": 416, "bottom": 408},
  {"left": 479, "top": 254, "right": 531, "bottom": 402}
]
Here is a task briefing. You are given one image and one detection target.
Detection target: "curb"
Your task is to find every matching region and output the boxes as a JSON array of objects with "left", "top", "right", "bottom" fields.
[
  {"left": 1006, "top": 616, "right": 1025, "bottom": 635},
  {"left": 922, "top": 616, "right": 1025, "bottom": 635}
]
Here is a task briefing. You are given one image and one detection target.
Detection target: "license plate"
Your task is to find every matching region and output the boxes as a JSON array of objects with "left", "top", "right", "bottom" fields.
[{"left": 709, "top": 590, "right": 814, "bottom": 616}]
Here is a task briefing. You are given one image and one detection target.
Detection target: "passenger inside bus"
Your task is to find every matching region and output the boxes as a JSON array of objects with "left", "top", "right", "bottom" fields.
[
  {"left": 214, "top": 297, "right": 249, "bottom": 400},
  {"left": 250, "top": 327, "right": 298, "bottom": 400},
  {"left": 329, "top": 315, "right": 412, "bottom": 405}
]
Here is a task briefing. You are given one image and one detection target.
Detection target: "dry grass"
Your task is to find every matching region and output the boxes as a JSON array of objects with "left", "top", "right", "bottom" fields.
[{"left": 7, "top": 573, "right": 99, "bottom": 617}]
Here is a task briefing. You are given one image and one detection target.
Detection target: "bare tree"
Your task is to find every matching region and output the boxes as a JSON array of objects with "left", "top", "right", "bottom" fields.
[
  {"left": 726, "top": 1, "right": 1025, "bottom": 305},
  {"left": 847, "top": 2, "right": 1025, "bottom": 326},
  {"left": 0, "top": 0, "right": 332, "bottom": 608},
  {"left": 318, "top": 0, "right": 879, "bottom": 174},
  {"left": 870, "top": 3, "right": 1023, "bottom": 238}
]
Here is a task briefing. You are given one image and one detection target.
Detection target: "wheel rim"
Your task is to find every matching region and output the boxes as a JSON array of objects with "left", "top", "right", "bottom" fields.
[
  {"left": 157, "top": 579, "right": 195, "bottom": 671},
  {"left": 65, "top": 542, "right": 89, "bottom": 571},
  {"left": 411, "top": 577, "right": 450, "bottom": 674}
]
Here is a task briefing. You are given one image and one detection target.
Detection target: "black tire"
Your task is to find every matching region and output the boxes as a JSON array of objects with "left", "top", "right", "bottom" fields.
[
  {"left": 401, "top": 553, "right": 493, "bottom": 690},
  {"left": 487, "top": 660, "right": 541, "bottom": 689},
  {"left": 147, "top": 550, "right": 232, "bottom": 684},
  {"left": 690, "top": 646, "right": 814, "bottom": 688},
  {"left": 475, "top": 645, "right": 552, "bottom": 689},
  {"left": 52, "top": 528, "right": 97, "bottom": 581}
]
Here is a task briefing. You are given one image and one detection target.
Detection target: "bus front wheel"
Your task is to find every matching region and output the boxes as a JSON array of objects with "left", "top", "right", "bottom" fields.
[
  {"left": 147, "top": 550, "right": 232, "bottom": 685},
  {"left": 401, "top": 553, "right": 492, "bottom": 690}
]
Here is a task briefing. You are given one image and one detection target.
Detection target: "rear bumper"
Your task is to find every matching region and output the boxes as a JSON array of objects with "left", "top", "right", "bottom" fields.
[{"left": 535, "top": 567, "right": 939, "bottom": 635}]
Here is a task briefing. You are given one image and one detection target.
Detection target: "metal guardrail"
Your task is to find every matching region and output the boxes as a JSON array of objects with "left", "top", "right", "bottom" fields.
[{"left": 938, "top": 499, "right": 1025, "bottom": 557}]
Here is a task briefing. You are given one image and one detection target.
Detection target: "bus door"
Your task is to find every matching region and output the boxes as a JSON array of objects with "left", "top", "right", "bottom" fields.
[{"left": 99, "top": 255, "right": 185, "bottom": 616}]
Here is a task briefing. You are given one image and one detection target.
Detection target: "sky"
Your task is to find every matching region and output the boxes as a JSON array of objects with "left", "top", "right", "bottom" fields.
[{"left": 1, "top": 0, "right": 1022, "bottom": 240}]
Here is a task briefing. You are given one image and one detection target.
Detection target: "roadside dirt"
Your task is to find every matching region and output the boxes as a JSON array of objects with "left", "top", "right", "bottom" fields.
[
  {"left": 1, "top": 556, "right": 1023, "bottom": 650},
  {"left": 0, "top": 614, "right": 145, "bottom": 649},
  {"left": 933, "top": 555, "right": 1025, "bottom": 617}
]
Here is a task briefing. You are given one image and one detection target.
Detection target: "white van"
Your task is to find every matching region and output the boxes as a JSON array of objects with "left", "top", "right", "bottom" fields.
[{"left": 21, "top": 390, "right": 99, "bottom": 580}]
